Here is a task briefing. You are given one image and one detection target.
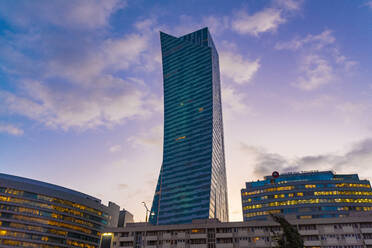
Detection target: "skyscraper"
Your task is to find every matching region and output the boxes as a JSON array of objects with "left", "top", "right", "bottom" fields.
[{"left": 150, "top": 27, "right": 228, "bottom": 225}]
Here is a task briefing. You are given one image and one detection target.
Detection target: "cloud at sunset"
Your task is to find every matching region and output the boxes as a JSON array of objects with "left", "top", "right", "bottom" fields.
[{"left": 241, "top": 138, "right": 372, "bottom": 180}]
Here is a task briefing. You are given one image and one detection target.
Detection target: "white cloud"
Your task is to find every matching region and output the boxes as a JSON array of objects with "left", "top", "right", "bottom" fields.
[
  {"left": 232, "top": 8, "right": 286, "bottom": 36},
  {"left": 109, "top": 145, "right": 122, "bottom": 153},
  {"left": 164, "top": 15, "right": 229, "bottom": 38},
  {"left": 332, "top": 48, "right": 358, "bottom": 71},
  {"left": 365, "top": 1, "right": 372, "bottom": 9},
  {"left": 202, "top": 16, "right": 230, "bottom": 35},
  {"left": 0, "top": 15, "right": 161, "bottom": 130},
  {"left": 222, "top": 86, "right": 253, "bottom": 120},
  {"left": 290, "top": 95, "right": 334, "bottom": 111},
  {"left": 275, "top": 29, "right": 335, "bottom": 50},
  {"left": 65, "top": 0, "right": 126, "bottom": 29},
  {"left": 220, "top": 51, "right": 260, "bottom": 84},
  {"left": 294, "top": 54, "right": 334, "bottom": 91},
  {"left": 276, "top": 30, "right": 357, "bottom": 91},
  {"left": 0, "top": 123, "right": 24, "bottom": 136},
  {"left": 274, "top": 0, "right": 303, "bottom": 11},
  {"left": 47, "top": 33, "right": 150, "bottom": 84},
  {"left": 128, "top": 125, "right": 163, "bottom": 148},
  {"left": 0, "top": 0, "right": 126, "bottom": 29},
  {"left": 0, "top": 77, "right": 148, "bottom": 130}
]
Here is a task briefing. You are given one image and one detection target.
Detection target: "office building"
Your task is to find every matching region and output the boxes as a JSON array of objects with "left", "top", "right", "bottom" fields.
[
  {"left": 241, "top": 171, "right": 372, "bottom": 221},
  {"left": 150, "top": 27, "right": 228, "bottom": 225},
  {"left": 101, "top": 212, "right": 372, "bottom": 248},
  {"left": 0, "top": 173, "right": 120, "bottom": 248},
  {"left": 118, "top": 209, "right": 134, "bottom": 227}
]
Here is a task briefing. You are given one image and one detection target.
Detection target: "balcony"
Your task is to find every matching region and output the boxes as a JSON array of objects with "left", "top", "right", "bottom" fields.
[
  {"left": 190, "top": 233, "right": 207, "bottom": 239},
  {"left": 323, "top": 226, "right": 335, "bottom": 233},
  {"left": 255, "top": 239, "right": 267, "bottom": 247},
  {"left": 176, "top": 243, "right": 186, "bottom": 248},
  {"left": 239, "top": 240, "right": 249, "bottom": 246},
  {"left": 361, "top": 227, "right": 372, "bottom": 233},
  {"left": 176, "top": 232, "right": 186, "bottom": 239},
  {"left": 254, "top": 229, "right": 265, "bottom": 235},
  {"left": 163, "top": 233, "right": 172, "bottom": 239},
  {"left": 342, "top": 226, "right": 355, "bottom": 233},
  {"left": 299, "top": 229, "right": 319, "bottom": 235},
  {"left": 146, "top": 236, "right": 158, "bottom": 241},
  {"left": 304, "top": 240, "right": 321, "bottom": 246},
  {"left": 162, "top": 243, "right": 171, "bottom": 248},
  {"left": 216, "top": 232, "right": 233, "bottom": 238},
  {"left": 325, "top": 238, "right": 338, "bottom": 245},
  {"left": 237, "top": 231, "right": 248, "bottom": 237},
  {"left": 345, "top": 237, "right": 358, "bottom": 244},
  {"left": 365, "top": 239, "right": 372, "bottom": 245},
  {"left": 189, "top": 245, "right": 207, "bottom": 248},
  {"left": 216, "top": 243, "right": 233, "bottom": 248},
  {"left": 119, "top": 236, "right": 134, "bottom": 242}
]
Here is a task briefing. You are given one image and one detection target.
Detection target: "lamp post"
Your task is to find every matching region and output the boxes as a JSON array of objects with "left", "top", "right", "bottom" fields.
[
  {"left": 142, "top": 202, "right": 151, "bottom": 223},
  {"left": 142, "top": 202, "right": 155, "bottom": 248}
]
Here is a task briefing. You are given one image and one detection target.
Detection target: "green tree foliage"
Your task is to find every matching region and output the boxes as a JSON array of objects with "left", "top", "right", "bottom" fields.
[{"left": 270, "top": 214, "right": 304, "bottom": 248}]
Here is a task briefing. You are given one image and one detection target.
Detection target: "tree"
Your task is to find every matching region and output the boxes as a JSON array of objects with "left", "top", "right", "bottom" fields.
[{"left": 270, "top": 214, "right": 304, "bottom": 248}]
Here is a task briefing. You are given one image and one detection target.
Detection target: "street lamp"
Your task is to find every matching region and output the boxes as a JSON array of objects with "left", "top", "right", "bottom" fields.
[
  {"left": 142, "top": 202, "right": 155, "bottom": 248},
  {"left": 142, "top": 202, "right": 154, "bottom": 223}
]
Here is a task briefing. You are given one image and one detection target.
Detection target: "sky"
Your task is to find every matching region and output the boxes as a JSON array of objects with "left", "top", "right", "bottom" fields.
[{"left": 0, "top": 0, "right": 372, "bottom": 222}]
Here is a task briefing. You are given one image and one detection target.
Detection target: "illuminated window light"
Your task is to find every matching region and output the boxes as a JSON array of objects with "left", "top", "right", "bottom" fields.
[{"left": 175, "top": 136, "right": 186, "bottom": 141}]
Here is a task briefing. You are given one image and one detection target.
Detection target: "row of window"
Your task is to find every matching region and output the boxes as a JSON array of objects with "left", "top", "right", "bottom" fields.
[
  {"left": 0, "top": 220, "right": 67, "bottom": 236},
  {"left": 0, "top": 212, "right": 99, "bottom": 236},
  {"left": 243, "top": 190, "right": 372, "bottom": 203},
  {"left": 115, "top": 222, "right": 372, "bottom": 238},
  {"left": 0, "top": 229, "right": 65, "bottom": 244},
  {"left": 0, "top": 238, "right": 63, "bottom": 248},
  {"left": 243, "top": 198, "right": 372, "bottom": 210},
  {"left": 0, "top": 202, "right": 100, "bottom": 229},
  {"left": 0, "top": 187, "right": 106, "bottom": 220},
  {"left": 244, "top": 207, "right": 372, "bottom": 219},
  {"left": 242, "top": 184, "right": 371, "bottom": 196}
]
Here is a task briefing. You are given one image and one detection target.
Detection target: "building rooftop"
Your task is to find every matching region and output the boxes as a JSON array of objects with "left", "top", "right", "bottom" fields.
[
  {"left": 247, "top": 170, "right": 362, "bottom": 188},
  {"left": 0, "top": 173, "right": 100, "bottom": 202}
]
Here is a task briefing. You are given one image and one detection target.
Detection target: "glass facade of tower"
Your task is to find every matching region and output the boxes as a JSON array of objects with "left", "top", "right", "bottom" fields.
[
  {"left": 241, "top": 171, "right": 372, "bottom": 221},
  {"left": 150, "top": 28, "right": 228, "bottom": 225}
]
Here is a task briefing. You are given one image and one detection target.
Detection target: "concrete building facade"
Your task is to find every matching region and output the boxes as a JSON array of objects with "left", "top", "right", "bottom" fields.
[
  {"left": 0, "top": 173, "right": 120, "bottom": 248},
  {"left": 102, "top": 213, "right": 372, "bottom": 248}
]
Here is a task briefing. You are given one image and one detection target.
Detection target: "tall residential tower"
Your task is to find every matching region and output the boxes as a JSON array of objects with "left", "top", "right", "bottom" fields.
[{"left": 150, "top": 28, "right": 228, "bottom": 225}]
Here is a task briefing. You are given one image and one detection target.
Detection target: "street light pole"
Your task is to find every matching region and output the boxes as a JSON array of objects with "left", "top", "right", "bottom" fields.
[{"left": 142, "top": 202, "right": 150, "bottom": 223}]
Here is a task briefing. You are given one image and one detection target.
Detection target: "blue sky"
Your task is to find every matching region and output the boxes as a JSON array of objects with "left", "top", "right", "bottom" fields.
[{"left": 0, "top": 0, "right": 372, "bottom": 221}]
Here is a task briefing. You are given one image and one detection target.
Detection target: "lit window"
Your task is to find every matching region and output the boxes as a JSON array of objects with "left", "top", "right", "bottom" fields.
[{"left": 175, "top": 136, "right": 186, "bottom": 141}]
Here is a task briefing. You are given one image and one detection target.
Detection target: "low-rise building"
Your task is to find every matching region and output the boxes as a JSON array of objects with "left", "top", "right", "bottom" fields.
[
  {"left": 242, "top": 171, "right": 372, "bottom": 221},
  {"left": 101, "top": 212, "right": 372, "bottom": 248}
]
